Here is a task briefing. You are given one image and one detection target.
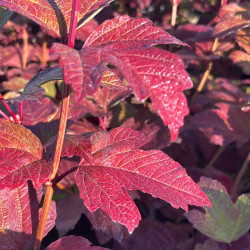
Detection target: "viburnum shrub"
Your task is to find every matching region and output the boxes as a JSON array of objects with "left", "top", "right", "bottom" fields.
[{"left": 0, "top": 0, "right": 249, "bottom": 249}]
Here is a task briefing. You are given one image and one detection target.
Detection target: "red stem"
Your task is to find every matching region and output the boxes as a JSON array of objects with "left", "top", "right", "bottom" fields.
[
  {"left": 0, "top": 93, "right": 18, "bottom": 123},
  {"left": 99, "top": 117, "right": 107, "bottom": 131},
  {"left": 33, "top": 0, "right": 80, "bottom": 249},
  {"left": 67, "top": 0, "right": 80, "bottom": 48},
  {"left": 0, "top": 109, "right": 11, "bottom": 121},
  {"left": 19, "top": 102, "right": 23, "bottom": 123}
]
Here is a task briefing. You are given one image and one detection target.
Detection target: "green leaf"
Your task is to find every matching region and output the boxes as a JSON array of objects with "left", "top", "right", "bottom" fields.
[
  {"left": 185, "top": 177, "right": 250, "bottom": 243},
  {"left": 0, "top": 7, "right": 12, "bottom": 27}
]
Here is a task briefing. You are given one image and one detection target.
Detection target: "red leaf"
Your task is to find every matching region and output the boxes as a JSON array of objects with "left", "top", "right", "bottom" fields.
[
  {"left": 50, "top": 15, "right": 192, "bottom": 141},
  {"left": 0, "top": 0, "right": 113, "bottom": 38},
  {"left": 0, "top": 181, "right": 56, "bottom": 249},
  {"left": 61, "top": 135, "right": 93, "bottom": 165},
  {"left": 46, "top": 235, "right": 108, "bottom": 250},
  {"left": 75, "top": 128, "right": 211, "bottom": 232},
  {"left": 0, "top": 119, "right": 52, "bottom": 189}
]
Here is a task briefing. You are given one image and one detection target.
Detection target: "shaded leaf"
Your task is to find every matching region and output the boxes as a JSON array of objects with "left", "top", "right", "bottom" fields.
[
  {"left": 86, "top": 208, "right": 128, "bottom": 244},
  {"left": 50, "top": 15, "right": 192, "bottom": 141},
  {"left": 119, "top": 219, "right": 176, "bottom": 250},
  {"left": 46, "top": 235, "right": 108, "bottom": 250},
  {"left": 0, "top": 181, "right": 56, "bottom": 249},
  {"left": 189, "top": 103, "right": 250, "bottom": 147},
  {"left": 8, "top": 67, "right": 63, "bottom": 103},
  {"left": 75, "top": 128, "right": 211, "bottom": 233},
  {"left": 55, "top": 194, "right": 87, "bottom": 235},
  {"left": 0, "top": 119, "right": 52, "bottom": 189},
  {"left": 185, "top": 177, "right": 250, "bottom": 243},
  {"left": 0, "top": 7, "right": 13, "bottom": 28},
  {"left": 0, "top": 0, "right": 113, "bottom": 38},
  {"left": 213, "top": 3, "right": 250, "bottom": 38}
]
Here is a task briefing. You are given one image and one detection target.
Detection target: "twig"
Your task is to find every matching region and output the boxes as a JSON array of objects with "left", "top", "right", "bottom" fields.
[
  {"left": 191, "top": 37, "right": 219, "bottom": 105},
  {"left": 0, "top": 109, "right": 11, "bottom": 121},
  {"left": 0, "top": 93, "right": 18, "bottom": 123},
  {"left": 56, "top": 182, "right": 73, "bottom": 194},
  {"left": 171, "top": 0, "right": 178, "bottom": 26},
  {"left": 231, "top": 152, "right": 250, "bottom": 197},
  {"left": 204, "top": 145, "right": 226, "bottom": 173}
]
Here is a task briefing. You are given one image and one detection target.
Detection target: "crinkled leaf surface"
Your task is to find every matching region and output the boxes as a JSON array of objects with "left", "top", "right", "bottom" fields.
[
  {"left": 46, "top": 235, "right": 108, "bottom": 250},
  {"left": 0, "top": 119, "right": 52, "bottom": 189},
  {"left": 185, "top": 177, "right": 250, "bottom": 243},
  {"left": 50, "top": 15, "right": 192, "bottom": 141},
  {"left": 75, "top": 127, "right": 211, "bottom": 233},
  {"left": 0, "top": 181, "right": 56, "bottom": 250},
  {"left": 0, "top": 0, "right": 113, "bottom": 38}
]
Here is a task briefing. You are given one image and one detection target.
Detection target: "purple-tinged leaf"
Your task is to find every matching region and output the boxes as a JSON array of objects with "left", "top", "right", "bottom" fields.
[
  {"left": 0, "top": 119, "right": 52, "bottom": 189},
  {"left": 213, "top": 3, "right": 250, "bottom": 38},
  {"left": 55, "top": 194, "right": 87, "bottom": 235},
  {"left": 0, "top": 181, "right": 56, "bottom": 249},
  {"left": 119, "top": 219, "right": 176, "bottom": 250},
  {"left": 46, "top": 235, "right": 108, "bottom": 250},
  {"left": 86, "top": 208, "right": 128, "bottom": 244},
  {"left": 75, "top": 128, "right": 211, "bottom": 233},
  {"left": 189, "top": 103, "right": 250, "bottom": 147},
  {"left": 185, "top": 177, "right": 250, "bottom": 243}
]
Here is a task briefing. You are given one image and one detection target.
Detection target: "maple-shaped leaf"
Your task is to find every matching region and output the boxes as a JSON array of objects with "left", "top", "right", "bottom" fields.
[
  {"left": 74, "top": 127, "right": 211, "bottom": 233},
  {"left": 0, "top": 0, "right": 113, "bottom": 38},
  {"left": 213, "top": 2, "right": 250, "bottom": 38},
  {"left": 50, "top": 16, "right": 192, "bottom": 141},
  {"left": 188, "top": 103, "right": 250, "bottom": 147},
  {"left": 0, "top": 181, "right": 56, "bottom": 250},
  {"left": 46, "top": 235, "right": 108, "bottom": 250},
  {"left": 0, "top": 119, "right": 52, "bottom": 189},
  {"left": 185, "top": 177, "right": 250, "bottom": 243}
]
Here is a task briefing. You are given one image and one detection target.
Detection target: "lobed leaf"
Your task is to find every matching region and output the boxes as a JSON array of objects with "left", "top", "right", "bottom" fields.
[
  {"left": 185, "top": 177, "right": 250, "bottom": 243},
  {"left": 0, "top": 119, "right": 52, "bottom": 189},
  {"left": 50, "top": 16, "right": 192, "bottom": 141},
  {"left": 75, "top": 128, "right": 211, "bottom": 233},
  {"left": 0, "top": 0, "right": 113, "bottom": 38}
]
